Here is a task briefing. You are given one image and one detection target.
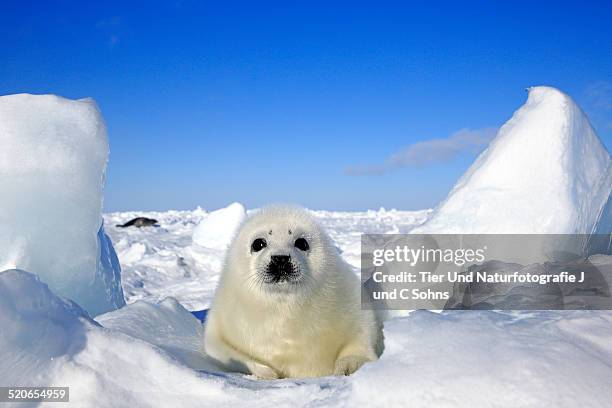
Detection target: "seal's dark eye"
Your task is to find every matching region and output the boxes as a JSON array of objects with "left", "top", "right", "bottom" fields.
[
  {"left": 251, "top": 238, "right": 267, "bottom": 252},
  {"left": 294, "top": 237, "right": 309, "bottom": 251}
]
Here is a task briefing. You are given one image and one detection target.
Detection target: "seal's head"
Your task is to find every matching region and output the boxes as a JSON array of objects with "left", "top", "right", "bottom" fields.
[{"left": 224, "top": 205, "right": 339, "bottom": 296}]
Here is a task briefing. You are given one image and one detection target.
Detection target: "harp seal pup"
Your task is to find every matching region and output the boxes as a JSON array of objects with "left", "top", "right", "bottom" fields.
[{"left": 203, "top": 205, "right": 384, "bottom": 379}]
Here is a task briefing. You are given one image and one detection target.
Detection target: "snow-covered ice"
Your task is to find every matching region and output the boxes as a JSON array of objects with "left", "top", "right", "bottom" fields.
[
  {"left": 3, "top": 268, "right": 612, "bottom": 407},
  {"left": 1, "top": 203, "right": 612, "bottom": 407},
  {"left": 0, "top": 94, "right": 124, "bottom": 316},
  {"left": 413, "top": 86, "right": 612, "bottom": 236},
  {"left": 104, "top": 206, "right": 430, "bottom": 309},
  {"left": 192, "top": 202, "right": 246, "bottom": 250},
  {"left": 347, "top": 309, "right": 612, "bottom": 407},
  {"left": 97, "top": 297, "right": 215, "bottom": 371}
]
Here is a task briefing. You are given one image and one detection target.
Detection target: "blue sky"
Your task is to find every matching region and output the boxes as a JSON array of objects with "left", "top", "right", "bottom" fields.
[{"left": 1, "top": 1, "right": 611, "bottom": 212}]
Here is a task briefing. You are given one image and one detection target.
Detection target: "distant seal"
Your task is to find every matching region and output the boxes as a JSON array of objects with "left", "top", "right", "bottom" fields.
[
  {"left": 116, "top": 217, "right": 159, "bottom": 228},
  {"left": 204, "top": 205, "right": 384, "bottom": 379}
]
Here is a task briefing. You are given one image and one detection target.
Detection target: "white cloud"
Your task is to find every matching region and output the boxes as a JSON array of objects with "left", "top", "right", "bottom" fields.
[{"left": 345, "top": 127, "right": 497, "bottom": 176}]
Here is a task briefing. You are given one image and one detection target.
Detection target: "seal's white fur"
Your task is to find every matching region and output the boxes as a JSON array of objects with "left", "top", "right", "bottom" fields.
[{"left": 203, "top": 205, "right": 384, "bottom": 379}]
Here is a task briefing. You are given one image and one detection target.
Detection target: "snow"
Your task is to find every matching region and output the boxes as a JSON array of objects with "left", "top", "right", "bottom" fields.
[
  {"left": 97, "top": 297, "right": 216, "bottom": 371},
  {"left": 413, "top": 86, "right": 612, "bottom": 236},
  {"left": 104, "top": 207, "right": 430, "bottom": 309},
  {"left": 348, "top": 310, "right": 612, "bottom": 407},
  {"left": 0, "top": 270, "right": 249, "bottom": 407},
  {"left": 192, "top": 202, "right": 246, "bottom": 250},
  {"left": 1, "top": 203, "right": 611, "bottom": 407},
  {"left": 3, "top": 267, "right": 612, "bottom": 407}
]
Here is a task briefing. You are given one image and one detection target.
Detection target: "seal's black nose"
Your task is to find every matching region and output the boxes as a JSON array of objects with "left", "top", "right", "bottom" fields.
[
  {"left": 267, "top": 255, "right": 294, "bottom": 282},
  {"left": 271, "top": 255, "right": 291, "bottom": 265}
]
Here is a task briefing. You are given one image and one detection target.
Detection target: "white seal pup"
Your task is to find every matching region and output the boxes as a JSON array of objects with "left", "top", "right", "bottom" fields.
[{"left": 203, "top": 205, "right": 384, "bottom": 379}]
